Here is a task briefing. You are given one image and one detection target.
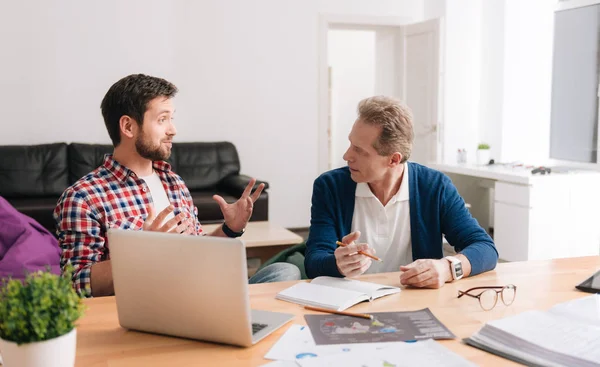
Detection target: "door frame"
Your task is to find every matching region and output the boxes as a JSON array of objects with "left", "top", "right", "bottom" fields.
[
  {"left": 318, "top": 14, "right": 414, "bottom": 174},
  {"left": 401, "top": 17, "right": 444, "bottom": 165}
]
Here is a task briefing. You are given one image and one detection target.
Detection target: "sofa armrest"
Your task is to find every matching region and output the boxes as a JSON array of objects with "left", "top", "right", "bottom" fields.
[{"left": 217, "top": 174, "right": 270, "bottom": 197}]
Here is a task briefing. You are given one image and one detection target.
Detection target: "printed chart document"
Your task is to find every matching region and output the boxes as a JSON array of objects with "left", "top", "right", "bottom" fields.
[
  {"left": 305, "top": 308, "right": 455, "bottom": 345},
  {"left": 264, "top": 324, "right": 473, "bottom": 367},
  {"left": 264, "top": 324, "right": 399, "bottom": 362},
  {"left": 275, "top": 276, "right": 400, "bottom": 311},
  {"left": 296, "top": 339, "right": 477, "bottom": 367},
  {"left": 465, "top": 295, "right": 600, "bottom": 366}
]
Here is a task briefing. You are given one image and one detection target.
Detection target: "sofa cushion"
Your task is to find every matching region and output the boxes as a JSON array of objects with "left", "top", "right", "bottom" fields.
[
  {"left": 68, "top": 142, "right": 241, "bottom": 191},
  {"left": 0, "top": 143, "right": 69, "bottom": 198},
  {"left": 68, "top": 143, "right": 113, "bottom": 184},
  {"left": 170, "top": 142, "right": 240, "bottom": 190}
]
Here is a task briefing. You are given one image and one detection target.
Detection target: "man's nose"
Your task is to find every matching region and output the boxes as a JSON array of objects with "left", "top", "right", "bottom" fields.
[{"left": 168, "top": 120, "right": 177, "bottom": 136}]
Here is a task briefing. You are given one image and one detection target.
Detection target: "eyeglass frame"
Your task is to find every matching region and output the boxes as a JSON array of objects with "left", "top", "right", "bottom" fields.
[{"left": 457, "top": 285, "right": 517, "bottom": 311}]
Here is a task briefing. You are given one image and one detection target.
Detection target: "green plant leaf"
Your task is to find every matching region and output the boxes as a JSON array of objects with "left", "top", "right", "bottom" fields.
[{"left": 0, "top": 266, "right": 86, "bottom": 344}]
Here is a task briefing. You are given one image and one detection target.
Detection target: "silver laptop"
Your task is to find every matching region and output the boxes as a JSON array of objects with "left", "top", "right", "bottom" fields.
[{"left": 107, "top": 229, "right": 294, "bottom": 347}]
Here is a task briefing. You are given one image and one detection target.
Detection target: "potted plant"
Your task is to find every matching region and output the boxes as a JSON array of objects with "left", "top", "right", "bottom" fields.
[
  {"left": 476, "top": 143, "right": 491, "bottom": 165},
  {"left": 0, "top": 268, "right": 85, "bottom": 367}
]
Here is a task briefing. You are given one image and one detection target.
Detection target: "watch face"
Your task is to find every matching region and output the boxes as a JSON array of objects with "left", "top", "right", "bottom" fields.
[{"left": 454, "top": 263, "right": 463, "bottom": 278}]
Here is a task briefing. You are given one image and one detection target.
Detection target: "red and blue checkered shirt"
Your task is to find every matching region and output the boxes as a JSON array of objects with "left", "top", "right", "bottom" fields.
[{"left": 54, "top": 154, "right": 202, "bottom": 297}]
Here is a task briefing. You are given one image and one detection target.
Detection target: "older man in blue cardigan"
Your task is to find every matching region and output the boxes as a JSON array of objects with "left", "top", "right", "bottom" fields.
[{"left": 305, "top": 96, "right": 498, "bottom": 288}]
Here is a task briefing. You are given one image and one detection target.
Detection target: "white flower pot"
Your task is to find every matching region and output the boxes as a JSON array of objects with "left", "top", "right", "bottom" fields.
[
  {"left": 0, "top": 328, "right": 76, "bottom": 367},
  {"left": 476, "top": 149, "right": 491, "bottom": 165}
]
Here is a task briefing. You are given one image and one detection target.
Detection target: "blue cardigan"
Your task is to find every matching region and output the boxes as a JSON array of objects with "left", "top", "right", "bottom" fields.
[{"left": 305, "top": 163, "right": 498, "bottom": 278}]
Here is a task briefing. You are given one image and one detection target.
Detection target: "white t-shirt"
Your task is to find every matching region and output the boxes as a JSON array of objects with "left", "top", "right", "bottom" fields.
[
  {"left": 351, "top": 163, "right": 412, "bottom": 274},
  {"left": 140, "top": 171, "right": 175, "bottom": 222}
]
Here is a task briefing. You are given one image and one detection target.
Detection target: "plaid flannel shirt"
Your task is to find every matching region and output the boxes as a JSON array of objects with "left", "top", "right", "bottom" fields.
[{"left": 54, "top": 154, "right": 202, "bottom": 297}]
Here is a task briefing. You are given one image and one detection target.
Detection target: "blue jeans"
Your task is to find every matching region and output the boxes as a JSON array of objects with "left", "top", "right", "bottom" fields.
[{"left": 249, "top": 263, "right": 301, "bottom": 284}]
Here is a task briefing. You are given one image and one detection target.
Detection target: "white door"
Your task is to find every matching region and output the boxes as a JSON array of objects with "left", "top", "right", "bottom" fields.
[
  {"left": 319, "top": 17, "right": 442, "bottom": 172},
  {"left": 399, "top": 18, "right": 442, "bottom": 165}
]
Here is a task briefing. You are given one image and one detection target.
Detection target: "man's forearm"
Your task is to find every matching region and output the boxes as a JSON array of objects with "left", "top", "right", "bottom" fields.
[{"left": 90, "top": 260, "right": 115, "bottom": 297}]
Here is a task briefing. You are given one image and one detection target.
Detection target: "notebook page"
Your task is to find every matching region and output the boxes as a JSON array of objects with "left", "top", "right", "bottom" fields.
[
  {"left": 311, "top": 276, "right": 400, "bottom": 299},
  {"left": 276, "top": 282, "right": 368, "bottom": 311}
]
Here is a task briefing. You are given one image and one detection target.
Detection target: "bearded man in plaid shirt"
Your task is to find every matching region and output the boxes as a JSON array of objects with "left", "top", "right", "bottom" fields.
[{"left": 54, "top": 74, "right": 300, "bottom": 297}]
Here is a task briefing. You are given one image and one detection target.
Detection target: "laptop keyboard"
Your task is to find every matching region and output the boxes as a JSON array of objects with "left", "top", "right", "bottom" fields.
[{"left": 252, "top": 323, "right": 268, "bottom": 334}]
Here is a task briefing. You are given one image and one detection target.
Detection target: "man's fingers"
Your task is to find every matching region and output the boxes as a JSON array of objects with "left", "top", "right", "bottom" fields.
[
  {"left": 344, "top": 259, "right": 372, "bottom": 277},
  {"left": 335, "top": 247, "right": 359, "bottom": 262},
  {"left": 151, "top": 205, "right": 174, "bottom": 229},
  {"left": 241, "top": 178, "right": 257, "bottom": 198},
  {"left": 250, "top": 183, "right": 265, "bottom": 202},
  {"left": 411, "top": 276, "right": 438, "bottom": 288},
  {"left": 337, "top": 251, "right": 370, "bottom": 268},
  {"left": 212, "top": 195, "right": 228, "bottom": 211},
  {"left": 170, "top": 219, "right": 190, "bottom": 234},
  {"left": 159, "top": 212, "right": 187, "bottom": 232},
  {"left": 340, "top": 242, "right": 369, "bottom": 256},
  {"left": 342, "top": 231, "right": 361, "bottom": 245},
  {"left": 144, "top": 205, "right": 156, "bottom": 229},
  {"left": 344, "top": 256, "right": 370, "bottom": 270},
  {"left": 402, "top": 268, "right": 433, "bottom": 286},
  {"left": 399, "top": 260, "right": 428, "bottom": 282}
]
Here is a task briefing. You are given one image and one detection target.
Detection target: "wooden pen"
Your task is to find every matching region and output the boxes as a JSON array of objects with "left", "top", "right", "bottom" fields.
[
  {"left": 304, "top": 305, "right": 373, "bottom": 320},
  {"left": 336, "top": 241, "right": 383, "bottom": 262}
]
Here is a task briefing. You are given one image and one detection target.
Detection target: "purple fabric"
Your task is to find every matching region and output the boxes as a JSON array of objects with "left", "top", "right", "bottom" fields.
[{"left": 0, "top": 196, "right": 60, "bottom": 281}]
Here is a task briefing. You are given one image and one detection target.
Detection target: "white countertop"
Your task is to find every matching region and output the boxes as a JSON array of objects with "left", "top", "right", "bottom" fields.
[{"left": 427, "top": 162, "right": 599, "bottom": 185}]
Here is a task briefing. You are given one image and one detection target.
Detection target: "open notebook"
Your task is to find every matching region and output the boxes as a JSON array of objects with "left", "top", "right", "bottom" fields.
[{"left": 275, "top": 276, "right": 400, "bottom": 311}]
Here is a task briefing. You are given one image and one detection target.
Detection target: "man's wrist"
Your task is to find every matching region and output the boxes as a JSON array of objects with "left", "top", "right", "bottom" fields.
[
  {"left": 441, "top": 258, "right": 454, "bottom": 283},
  {"left": 225, "top": 220, "right": 245, "bottom": 233},
  {"left": 222, "top": 222, "right": 245, "bottom": 238}
]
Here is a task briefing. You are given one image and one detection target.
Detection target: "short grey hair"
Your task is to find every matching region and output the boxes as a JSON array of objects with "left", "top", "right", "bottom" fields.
[{"left": 357, "top": 96, "right": 414, "bottom": 163}]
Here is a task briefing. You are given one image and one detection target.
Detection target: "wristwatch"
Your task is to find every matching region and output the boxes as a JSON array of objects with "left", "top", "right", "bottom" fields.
[
  {"left": 444, "top": 256, "right": 464, "bottom": 281},
  {"left": 221, "top": 222, "right": 245, "bottom": 238}
]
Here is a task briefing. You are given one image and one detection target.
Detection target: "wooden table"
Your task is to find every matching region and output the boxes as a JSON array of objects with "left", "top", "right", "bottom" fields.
[
  {"left": 203, "top": 221, "right": 304, "bottom": 265},
  {"left": 75, "top": 256, "right": 600, "bottom": 366}
]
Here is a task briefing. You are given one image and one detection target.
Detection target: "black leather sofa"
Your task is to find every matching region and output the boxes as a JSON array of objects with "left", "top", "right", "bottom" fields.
[{"left": 0, "top": 142, "right": 268, "bottom": 234}]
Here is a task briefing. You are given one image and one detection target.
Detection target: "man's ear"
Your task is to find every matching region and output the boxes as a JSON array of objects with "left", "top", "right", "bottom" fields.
[
  {"left": 119, "top": 116, "right": 137, "bottom": 140},
  {"left": 389, "top": 152, "right": 403, "bottom": 167}
]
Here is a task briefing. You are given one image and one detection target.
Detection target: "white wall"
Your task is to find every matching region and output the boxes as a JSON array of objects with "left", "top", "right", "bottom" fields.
[
  {"left": 0, "top": 0, "right": 423, "bottom": 228},
  {"left": 437, "top": 0, "right": 482, "bottom": 164},
  {"left": 479, "top": 0, "right": 505, "bottom": 162},
  {"left": 425, "top": 0, "right": 555, "bottom": 165},
  {"left": 499, "top": 0, "right": 555, "bottom": 163},
  {"left": 328, "top": 30, "right": 376, "bottom": 169}
]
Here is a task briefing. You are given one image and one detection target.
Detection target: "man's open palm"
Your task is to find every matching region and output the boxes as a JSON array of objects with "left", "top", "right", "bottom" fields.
[{"left": 213, "top": 178, "right": 264, "bottom": 232}]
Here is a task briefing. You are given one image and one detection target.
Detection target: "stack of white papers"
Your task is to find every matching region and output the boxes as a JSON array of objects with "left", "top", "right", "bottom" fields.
[
  {"left": 466, "top": 295, "right": 600, "bottom": 366},
  {"left": 263, "top": 324, "right": 476, "bottom": 367}
]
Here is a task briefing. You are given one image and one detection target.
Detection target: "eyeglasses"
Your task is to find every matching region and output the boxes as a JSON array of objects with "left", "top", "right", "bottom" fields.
[{"left": 457, "top": 285, "right": 517, "bottom": 311}]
